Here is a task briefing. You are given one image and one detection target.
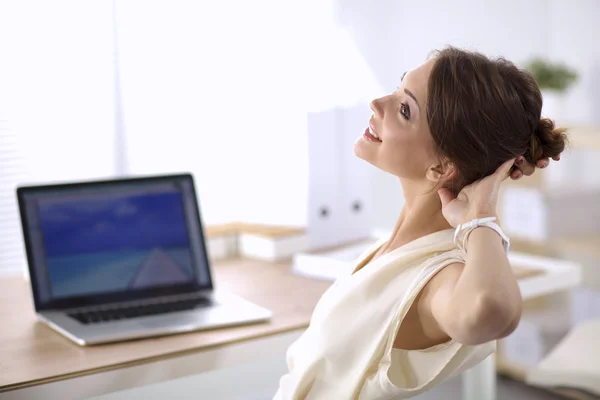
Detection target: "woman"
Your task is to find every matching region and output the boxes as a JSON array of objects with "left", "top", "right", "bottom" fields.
[{"left": 275, "top": 47, "right": 567, "bottom": 399}]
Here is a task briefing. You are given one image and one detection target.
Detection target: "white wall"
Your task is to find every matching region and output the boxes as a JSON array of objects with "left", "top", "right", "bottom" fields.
[
  {"left": 114, "top": 1, "right": 311, "bottom": 225},
  {"left": 2, "top": 1, "right": 116, "bottom": 184},
  {"left": 335, "top": 0, "right": 598, "bottom": 231},
  {"left": 336, "top": 0, "right": 550, "bottom": 92},
  {"left": 115, "top": 1, "right": 386, "bottom": 227},
  {"left": 546, "top": 0, "right": 600, "bottom": 190},
  {"left": 3, "top": 0, "right": 597, "bottom": 248},
  {"left": 549, "top": 0, "right": 600, "bottom": 126},
  {"left": 0, "top": 1, "right": 116, "bottom": 275}
]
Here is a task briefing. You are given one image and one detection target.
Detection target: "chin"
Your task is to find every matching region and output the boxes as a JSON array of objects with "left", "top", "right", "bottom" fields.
[
  {"left": 354, "top": 140, "right": 379, "bottom": 168},
  {"left": 353, "top": 139, "right": 368, "bottom": 159}
]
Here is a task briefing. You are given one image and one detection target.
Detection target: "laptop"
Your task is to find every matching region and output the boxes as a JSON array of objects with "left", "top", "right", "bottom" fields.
[{"left": 17, "top": 173, "right": 272, "bottom": 346}]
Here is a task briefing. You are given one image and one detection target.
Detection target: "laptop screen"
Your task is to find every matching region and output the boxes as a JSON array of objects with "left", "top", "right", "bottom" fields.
[{"left": 18, "top": 175, "right": 213, "bottom": 310}]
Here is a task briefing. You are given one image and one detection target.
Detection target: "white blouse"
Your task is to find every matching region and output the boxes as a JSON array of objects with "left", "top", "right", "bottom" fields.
[{"left": 274, "top": 229, "right": 495, "bottom": 399}]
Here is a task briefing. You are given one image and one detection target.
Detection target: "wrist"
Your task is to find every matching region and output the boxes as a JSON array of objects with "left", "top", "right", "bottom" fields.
[
  {"left": 454, "top": 215, "right": 510, "bottom": 253},
  {"left": 463, "top": 212, "right": 499, "bottom": 225}
]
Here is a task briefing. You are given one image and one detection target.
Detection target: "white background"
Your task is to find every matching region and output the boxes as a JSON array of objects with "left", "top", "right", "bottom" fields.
[{"left": 1, "top": 0, "right": 599, "bottom": 274}]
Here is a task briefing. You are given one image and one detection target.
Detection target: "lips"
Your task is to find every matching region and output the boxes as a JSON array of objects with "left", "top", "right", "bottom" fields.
[
  {"left": 363, "top": 118, "right": 382, "bottom": 143},
  {"left": 369, "top": 124, "right": 381, "bottom": 140},
  {"left": 363, "top": 127, "right": 382, "bottom": 142},
  {"left": 367, "top": 118, "right": 382, "bottom": 141}
]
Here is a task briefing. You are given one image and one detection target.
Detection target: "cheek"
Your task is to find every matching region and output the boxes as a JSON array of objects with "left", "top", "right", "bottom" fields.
[
  {"left": 383, "top": 132, "right": 433, "bottom": 176},
  {"left": 354, "top": 123, "right": 437, "bottom": 179}
]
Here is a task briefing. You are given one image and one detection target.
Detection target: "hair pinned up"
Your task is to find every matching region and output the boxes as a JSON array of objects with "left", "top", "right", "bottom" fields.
[
  {"left": 427, "top": 47, "right": 568, "bottom": 195},
  {"left": 529, "top": 117, "right": 567, "bottom": 162}
]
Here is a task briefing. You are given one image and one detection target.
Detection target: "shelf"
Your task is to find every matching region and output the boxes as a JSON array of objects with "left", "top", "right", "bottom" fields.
[
  {"left": 205, "top": 222, "right": 305, "bottom": 239},
  {"left": 204, "top": 222, "right": 309, "bottom": 262}
]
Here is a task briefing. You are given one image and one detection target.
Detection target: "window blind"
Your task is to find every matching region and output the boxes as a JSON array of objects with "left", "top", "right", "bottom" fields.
[{"left": 0, "top": 117, "right": 27, "bottom": 276}]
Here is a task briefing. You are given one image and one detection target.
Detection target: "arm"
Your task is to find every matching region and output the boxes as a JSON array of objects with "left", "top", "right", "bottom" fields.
[
  {"left": 422, "top": 159, "right": 524, "bottom": 345},
  {"left": 422, "top": 229, "right": 522, "bottom": 346}
]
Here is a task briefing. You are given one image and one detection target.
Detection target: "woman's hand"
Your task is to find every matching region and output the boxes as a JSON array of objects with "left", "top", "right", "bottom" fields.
[
  {"left": 509, "top": 155, "right": 558, "bottom": 180},
  {"left": 438, "top": 159, "right": 515, "bottom": 228}
]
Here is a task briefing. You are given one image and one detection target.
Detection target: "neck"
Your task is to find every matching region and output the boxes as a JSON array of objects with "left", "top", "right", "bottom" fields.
[{"left": 386, "top": 178, "right": 452, "bottom": 248}]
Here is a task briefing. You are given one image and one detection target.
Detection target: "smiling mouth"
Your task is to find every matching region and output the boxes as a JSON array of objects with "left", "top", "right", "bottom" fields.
[{"left": 363, "top": 126, "right": 382, "bottom": 142}]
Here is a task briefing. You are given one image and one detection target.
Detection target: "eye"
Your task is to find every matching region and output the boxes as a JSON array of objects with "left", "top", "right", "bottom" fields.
[{"left": 400, "top": 102, "right": 410, "bottom": 120}]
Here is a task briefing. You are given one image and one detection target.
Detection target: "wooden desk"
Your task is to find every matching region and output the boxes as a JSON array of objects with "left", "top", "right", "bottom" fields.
[
  {"left": 0, "top": 258, "right": 331, "bottom": 392},
  {"left": 0, "top": 253, "right": 581, "bottom": 398}
]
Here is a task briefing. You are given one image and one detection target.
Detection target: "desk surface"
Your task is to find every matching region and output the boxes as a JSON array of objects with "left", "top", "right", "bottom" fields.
[
  {"left": 0, "top": 254, "right": 578, "bottom": 393},
  {"left": 0, "top": 258, "right": 331, "bottom": 392}
]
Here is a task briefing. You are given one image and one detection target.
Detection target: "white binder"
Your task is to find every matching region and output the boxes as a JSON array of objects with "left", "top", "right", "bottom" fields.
[{"left": 306, "top": 104, "right": 373, "bottom": 250}]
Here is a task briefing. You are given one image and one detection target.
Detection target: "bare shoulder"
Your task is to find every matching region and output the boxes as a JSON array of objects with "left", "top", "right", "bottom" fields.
[
  {"left": 394, "top": 263, "right": 465, "bottom": 350},
  {"left": 421, "top": 262, "right": 464, "bottom": 300},
  {"left": 416, "top": 262, "right": 464, "bottom": 323}
]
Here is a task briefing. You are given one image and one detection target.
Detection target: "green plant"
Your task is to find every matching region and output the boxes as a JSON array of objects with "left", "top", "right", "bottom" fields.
[{"left": 525, "top": 58, "right": 578, "bottom": 92}]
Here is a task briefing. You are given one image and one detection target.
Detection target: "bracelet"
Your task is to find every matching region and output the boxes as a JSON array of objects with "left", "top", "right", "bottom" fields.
[{"left": 453, "top": 216, "right": 510, "bottom": 253}]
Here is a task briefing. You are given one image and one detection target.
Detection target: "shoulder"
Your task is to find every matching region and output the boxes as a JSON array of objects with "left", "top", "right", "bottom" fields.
[
  {"left": 418, "top": 262, "right": 464, "bottom": 310},
  {"left": 428, "top": 261, "right": 464, "bottom": 287},
  {"left": 398, "top": 262, "right": 465, "bottom": 349}
]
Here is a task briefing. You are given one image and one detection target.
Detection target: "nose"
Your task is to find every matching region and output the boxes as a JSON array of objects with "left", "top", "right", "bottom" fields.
[{"left": 370, "top": 97, "right": 384, "bottom": 118}]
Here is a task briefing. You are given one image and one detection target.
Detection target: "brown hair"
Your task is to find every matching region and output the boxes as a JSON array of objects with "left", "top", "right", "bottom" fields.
[{"left": 427, "top": 47, "right": 567, "bottom": 195}]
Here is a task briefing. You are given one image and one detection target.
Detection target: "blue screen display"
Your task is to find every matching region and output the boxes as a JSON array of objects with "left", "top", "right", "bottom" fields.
[{"left": 37, "top": 191, "right": 195, "bottom": 299}]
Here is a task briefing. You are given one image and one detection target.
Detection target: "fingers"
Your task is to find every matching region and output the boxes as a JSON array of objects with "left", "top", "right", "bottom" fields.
[
  {"left": 495, "top": 158, "right": 517, "bottom": 182},
  {"left": 510, "top": 168, "right": 523, "bottom": 180},
  {"left": 515, "top": 156, "right": 536, "bottom": 176},
  {"left": 536, "top": 158, "right": 550, "bottom": 169},
  {"left": 437, "top": 188, "right": 455, "bottom": 208},
  {"left": 510, "top": 154, "right": 560, "bottom": 180}
]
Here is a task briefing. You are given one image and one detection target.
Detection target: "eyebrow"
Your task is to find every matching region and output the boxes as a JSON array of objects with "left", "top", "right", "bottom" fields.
[
  {"left": 404, "top": 88, "right": 421, "bottom": 112},
  {"left": 399, "top": 71, "right": 421, "bottom": 112}
]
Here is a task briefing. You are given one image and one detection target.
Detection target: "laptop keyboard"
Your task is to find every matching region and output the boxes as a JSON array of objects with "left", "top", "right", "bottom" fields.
[{"left": 68, "top": 296, "right": 214, "bottom": 325}]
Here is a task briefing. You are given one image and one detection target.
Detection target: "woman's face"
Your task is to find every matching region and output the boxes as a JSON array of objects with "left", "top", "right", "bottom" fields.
[{"left": 354, "top": 59, "right": 439, "bottom": 181}]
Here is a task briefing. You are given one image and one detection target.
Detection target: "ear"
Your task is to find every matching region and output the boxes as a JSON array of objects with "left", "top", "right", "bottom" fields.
[{"left": 426, "top": 160, "right": 456, "bottom": 184}]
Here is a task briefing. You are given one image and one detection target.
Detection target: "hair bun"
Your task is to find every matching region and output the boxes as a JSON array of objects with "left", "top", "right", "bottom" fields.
[{"left": 529, "top": 118, "right": 567, "bottom": 162}]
